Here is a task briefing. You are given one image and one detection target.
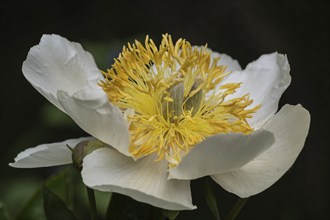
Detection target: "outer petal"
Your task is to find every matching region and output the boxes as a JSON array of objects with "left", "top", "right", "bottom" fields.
[
  {"left": 169, "top": 129, "right": 274, "bottom": 180},
  {"left": 220, "top": 52, "right": 291, "bottom": 128},
  {"left": 82, "top": 147, "right": 196, "bottom": 210},
  {"left": 211, "top": 104, "right": 310, "bottom": 198},
  {"left": 210, "top": 51, "right": 242, "bottom": 72},
  {"left": 57, "top": 87, "right": 131, "bottom": 156},
  {"left": 22, "top": 34, "right": 102, "bottom": 111},
  {"left": 9, "top": 137, "right": 92, "bottom": 168}
]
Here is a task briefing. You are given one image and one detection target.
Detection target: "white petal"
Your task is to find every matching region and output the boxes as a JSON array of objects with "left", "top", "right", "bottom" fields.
[
  {"left": 211, "top": 104, "right": 310, "bottom": 198},
  {"left": 221, "top": 52, "right": 291, "bottom": 128},
  {"left": 57, "top": 88, "right": 131, "bottom": 156},
  {"left": 210, "top": 51, "right": 242, "bottom": 72},
  {"left": 9, "top": 137, "right": 92, "bottom": 168},
  {"left": 82, "top": 148, "right": 196, "bottom": 210},
  {"left": 22, "top": 34, "right": 102, "bottom": 111},
  {"left": 169, "top": 129, "right": 274, "bottom": 180}
]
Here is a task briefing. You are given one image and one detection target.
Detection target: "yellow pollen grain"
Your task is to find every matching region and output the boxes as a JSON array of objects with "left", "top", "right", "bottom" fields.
[{"left": 99, "top": 34, "right": 260, "bottom": 166}]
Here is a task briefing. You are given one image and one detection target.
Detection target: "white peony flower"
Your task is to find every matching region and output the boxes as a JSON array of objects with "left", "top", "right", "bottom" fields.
[{"left": 10, "top": 34, "right": 310, "bottom": 210}]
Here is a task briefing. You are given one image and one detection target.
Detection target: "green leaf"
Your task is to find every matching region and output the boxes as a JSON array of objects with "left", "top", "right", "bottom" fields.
[
  {"left": 42, "top": 186, "right": 78, "bottom": 220},
  {"left": 44, "top": 167, "right": 73, "bottom": 208},
  {"left": 85, "top": 187, "right": 97, "bottom": 220},
  {"left": 94, "top": 191, "right": 111, "bottom": 218},
  {"left": 162, "top": 209, "right": 180, "bottom": 220},
  {"left": 0, "top": 176, "right": 45, "bottom": 220},
  {"left": 0, "top": 201, "right": 10, "bottom": 220},
  {"left": 204, "top": 178, "right": 221, "bottom": 220},
  {"left": 15, "top": 187, "right": 45, "bottom": 220}
]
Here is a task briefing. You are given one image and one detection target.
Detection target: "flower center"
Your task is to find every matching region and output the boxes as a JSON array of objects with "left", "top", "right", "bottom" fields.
[{"left": 99, "top": 34, "right": 259, "bottom": 166}]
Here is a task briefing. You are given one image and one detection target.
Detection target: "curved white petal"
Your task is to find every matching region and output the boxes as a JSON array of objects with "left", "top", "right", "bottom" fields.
[
  {"left": 22, "top": 34, "right": 102, "bottom": 111},
  {"left": 57, "top": 87, "right": 131, "bottom": 156},
  {"left": 169, "top": 129, "right": 274, "bottom": 180},
  {"left": 82, "top": 147, "right": 196, "bottom": 210},
  {"left": 220, "top": 52, "right": 291, "bottom": 128},
  {"left": 9, "top": 137, "right": 92, "bottom": 168},
  {"left": 210, "top": 51, "right": 242, "bottom": 72},
  {"left": 211, "top": 104, "right": 310, "bottom": 198}
]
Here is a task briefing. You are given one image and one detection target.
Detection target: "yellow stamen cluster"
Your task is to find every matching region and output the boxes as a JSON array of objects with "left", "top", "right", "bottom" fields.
[{"left": 99, "top": 34, "right": 259, "bottom": 166}]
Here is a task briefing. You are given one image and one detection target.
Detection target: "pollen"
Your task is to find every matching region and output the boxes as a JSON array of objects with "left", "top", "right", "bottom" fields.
[{"left": 99, "top": 34, "right": 260, "bottom": 166}]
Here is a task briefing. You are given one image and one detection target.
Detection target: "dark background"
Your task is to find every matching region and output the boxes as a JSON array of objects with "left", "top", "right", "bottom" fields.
[{"left": 1, "top": 1, "right": 329, "bottom": 220}]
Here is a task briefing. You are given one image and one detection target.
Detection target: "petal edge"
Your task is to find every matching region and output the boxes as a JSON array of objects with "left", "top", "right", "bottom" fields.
[
  {"left": 10, "top": 137, "right": 92, "bottom": 168},
  {"left": 82, "top": 148, "right": 196, "bottom": 210},
  {"left": 169, "top": 129, "right": 274, "bottom": 180},
  {"left": 211, "top": 104, "right": 310, "bottom": 197}
]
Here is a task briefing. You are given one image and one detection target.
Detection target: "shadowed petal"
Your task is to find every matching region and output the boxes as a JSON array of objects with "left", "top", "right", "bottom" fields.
[
  {"left": 169, "top": 129, "right": 274, "bottom": 180},
  {"left": 211, "top": 104, "right": 310, "bottom": 197},
  {"left": 9, "top": 137, "right": 93, "bottom": 168},
  {"left": 22, "top": 34, "right": 102, "bottom": 111},
  {"left": 82, "top": 147, "right": 196, "bottom": 210},
  {"left": 221, "top": 52, "right": 291, "bottom": 128},
  {"left": 57, "top": 88, "right": 131, "bottom": 156}
]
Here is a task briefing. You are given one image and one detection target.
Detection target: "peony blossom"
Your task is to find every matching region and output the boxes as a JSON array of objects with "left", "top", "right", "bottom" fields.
[{"left": 10, "top": 34, "right": 310, "bottom": 210}]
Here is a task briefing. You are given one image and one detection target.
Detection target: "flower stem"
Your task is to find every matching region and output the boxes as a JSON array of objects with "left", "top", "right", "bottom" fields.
[
  {"left": 86, "top": 186, "right": 98, "bottom": 220},
  {"left": 224, "top": 198, "right": 248, "bottom": 220}
]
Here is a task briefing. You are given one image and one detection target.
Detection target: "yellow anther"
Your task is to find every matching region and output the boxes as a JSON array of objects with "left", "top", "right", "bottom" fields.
[{"left": 99, "top": 34, "right": 259, "bottom": 166}]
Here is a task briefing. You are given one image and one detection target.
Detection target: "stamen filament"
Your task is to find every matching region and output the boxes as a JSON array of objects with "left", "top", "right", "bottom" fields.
[{"left": 100, "top": 34, "right": 259, "bottom": 166}]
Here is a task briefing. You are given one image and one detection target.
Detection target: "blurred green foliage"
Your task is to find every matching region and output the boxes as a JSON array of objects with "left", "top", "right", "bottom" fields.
[{"left": 0, "top": 165, "right": 112, "bottom": 220}]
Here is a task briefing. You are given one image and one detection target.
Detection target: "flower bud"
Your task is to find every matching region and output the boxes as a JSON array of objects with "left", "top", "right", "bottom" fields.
[{"left": 71, "top": 140, "right": 106, "bottom": 170}]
